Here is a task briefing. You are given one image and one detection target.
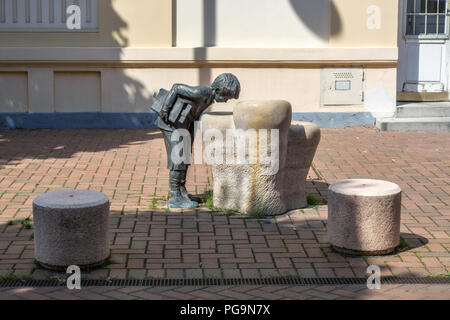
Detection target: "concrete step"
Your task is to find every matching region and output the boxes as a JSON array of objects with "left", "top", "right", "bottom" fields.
[
  {"left": 397, "top": 102, "right": 450, "bottom": 118},
  {"left": 397, "top": 91, "right": 449, "bottom": 102},
  {"left": 376, "top": 117, "right": 450, "bottom": 131}
]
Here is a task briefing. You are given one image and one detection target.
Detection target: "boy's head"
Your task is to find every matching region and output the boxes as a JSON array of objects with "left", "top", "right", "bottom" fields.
[{"left": 211, "top": 73, "right": 241, "bottom": 102}]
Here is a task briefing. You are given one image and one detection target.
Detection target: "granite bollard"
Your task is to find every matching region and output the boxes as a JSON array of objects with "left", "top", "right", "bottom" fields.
[
  {"left": 328, "top": 179, "right": 402, "bottom": 255},
  {"left": 33, "top": 189, "right": 110, "bottom": 270}
]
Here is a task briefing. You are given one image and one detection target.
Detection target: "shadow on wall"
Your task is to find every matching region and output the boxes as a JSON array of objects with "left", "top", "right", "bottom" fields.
[
  {"left": 78, "top": 0, "right": 154, "bottom": 116},
  {"left": 193, "top": 0, "right": 216, "bottom": 87},
  {"left": 0, "top": 1, "right": 167, "bottom": 161},
  {"left": 288, "top": 0, "right": 342, "bottom": 38},
  {"left": 1, "top": 0, "right": 155, "bottom": 129},
  {"left": 193, "top": 0, "right": 343, "bottom": 87}
]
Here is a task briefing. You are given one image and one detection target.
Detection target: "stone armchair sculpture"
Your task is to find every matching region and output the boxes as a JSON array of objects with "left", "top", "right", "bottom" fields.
[{"left": 201, "top": 100, "right": 321, "bottom": 216}]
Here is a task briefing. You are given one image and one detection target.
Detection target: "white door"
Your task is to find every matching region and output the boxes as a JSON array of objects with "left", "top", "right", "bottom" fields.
[{"left": 398, "top": 0, "right": 450, "bottom": 93}]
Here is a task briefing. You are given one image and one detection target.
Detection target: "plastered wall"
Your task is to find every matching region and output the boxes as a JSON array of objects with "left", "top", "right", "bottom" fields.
[
  {"left": 0, "top": 0, "right": 172, "bottom": 47},
  {"left": 330, "top": 0, "right": 398, "bottom": 47},
  {"left": 0, "top": 0, "right": 400, "bottom": 122}
]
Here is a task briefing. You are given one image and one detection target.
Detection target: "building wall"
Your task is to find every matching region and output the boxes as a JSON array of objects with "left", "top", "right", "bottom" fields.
[
  {"left": 0, "top": 0, "right": 172, "bottom": 47},
  {"left": 330, "top": 0, "right": 398, "bottom": 47},
  {"left": 176, "top": 0, "right": 398, "bottom": 48},
  {"left": 0, "top": 0, "right": 399, "bottom": 128},
  {"left": 176, "top": 0, "right": 330, "bottom": 48}
]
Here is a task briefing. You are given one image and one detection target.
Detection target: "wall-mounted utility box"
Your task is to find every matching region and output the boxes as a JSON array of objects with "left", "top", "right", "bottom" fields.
[{"left": 321, "top": 68, "right": 364, "bottom": 107}]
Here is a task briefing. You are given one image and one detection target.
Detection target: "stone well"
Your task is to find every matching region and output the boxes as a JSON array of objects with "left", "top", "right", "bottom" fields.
[{"left": 201, "top": 100, "right": 320, "bottom": 216}]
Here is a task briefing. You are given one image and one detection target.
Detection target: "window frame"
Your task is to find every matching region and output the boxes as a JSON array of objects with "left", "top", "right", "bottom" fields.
[
  {"left": 403, "top": 0, "right": 450, "bottom": 40},
  {"left": 0, "top": 0, "right": 99, "bottom": 33}
]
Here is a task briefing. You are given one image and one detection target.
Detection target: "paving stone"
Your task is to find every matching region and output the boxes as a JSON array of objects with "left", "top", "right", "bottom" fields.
[{"left": 0, "top": 128, "right": 448, "bottom": 283}]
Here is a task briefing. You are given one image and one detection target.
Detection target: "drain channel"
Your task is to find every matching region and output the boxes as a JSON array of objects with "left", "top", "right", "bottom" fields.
[{"left": 0, "top": 277, "right": 449, "bottom": 288}]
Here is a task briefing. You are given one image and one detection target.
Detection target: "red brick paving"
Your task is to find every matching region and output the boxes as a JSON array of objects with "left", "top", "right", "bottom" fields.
[
  {"left": 0, "top": 128, "right": 449, "bottom": 282},
  {"left": 0, "top": 284, "right": 448, "bottom": 300}
]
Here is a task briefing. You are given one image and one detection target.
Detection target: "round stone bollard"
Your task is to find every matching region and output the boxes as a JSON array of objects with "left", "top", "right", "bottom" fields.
[
  {"left": 33, "top": 189, "right": 110, "bottom": 270},
  {"left": 328, "top": 179, "right": 402, "bottom": 255}
]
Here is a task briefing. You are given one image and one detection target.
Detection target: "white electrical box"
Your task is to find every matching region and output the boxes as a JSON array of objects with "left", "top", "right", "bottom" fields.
[{"left": 321, "top": 68, "right": 364, "bottom": 107}]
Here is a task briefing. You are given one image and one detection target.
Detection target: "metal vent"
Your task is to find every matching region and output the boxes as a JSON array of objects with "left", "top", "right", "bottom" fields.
[
  {"left": 0, "top": 277, "right": 449, "bottom": 288},
  {"left": 333, "top": 72, "right": 354, "bottom": 79},
  {"left": 321, "top": 68, "right": 364, "bottom": 107}
]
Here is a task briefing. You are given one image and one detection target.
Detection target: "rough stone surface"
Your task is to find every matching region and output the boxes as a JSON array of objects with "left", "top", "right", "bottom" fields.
[
  {"left": 202, "top": 100, "right": 320, "bottom": 216},
  {"left": 328, "top": 179, "right": 402, "bottom": 255},
  {"left": 33, "top": 189, "right": 110, "bottom": 270}
]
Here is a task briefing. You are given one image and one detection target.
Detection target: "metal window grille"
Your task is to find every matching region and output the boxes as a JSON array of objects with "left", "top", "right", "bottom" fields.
[
  {"left": 0, "top": 0, "right": 98, "bottom": 32},
  {"left": 405, "top": 0, "right": 449, "bottom": 38}
]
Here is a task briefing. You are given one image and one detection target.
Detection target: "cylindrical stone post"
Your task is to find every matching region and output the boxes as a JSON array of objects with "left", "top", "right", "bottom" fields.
[
  {"left": 33, "top": 189, "right": 110, "bottom": 270},
  {"left": 328, "top": 179, "right": 402, "bottom": 255}
]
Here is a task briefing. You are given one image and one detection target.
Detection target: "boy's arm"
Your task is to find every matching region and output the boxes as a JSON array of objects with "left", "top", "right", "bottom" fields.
[{"left": 161, "top": 84, "right": 209, "bottom": 121}]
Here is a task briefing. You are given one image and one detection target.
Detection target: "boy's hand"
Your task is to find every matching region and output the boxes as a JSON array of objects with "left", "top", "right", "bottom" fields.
[{"left": 161, "top": 109, "right": 169, "bottom": 123}]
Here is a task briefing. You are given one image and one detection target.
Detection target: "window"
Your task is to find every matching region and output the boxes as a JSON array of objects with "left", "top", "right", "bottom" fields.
[
  {"left": 0, "top": 0, "right": 98, "bottom": 32},
  {"left": 405, "top": 0, "right": 449, "bottom": 38}
]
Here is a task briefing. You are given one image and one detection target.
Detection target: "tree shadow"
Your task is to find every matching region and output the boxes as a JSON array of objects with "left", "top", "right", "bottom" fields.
[
  {"left": 82, "top": 0, "right": 155, "bottom": 114},
  {"left": 0, "top": 0, "right": 161, "bottom": 163},
  {"left": 305, "top": 180, "right": 329, "bottom": 204},
  {"left": 0, "top": 129, "right": 162, "bottom": 165},
  {"left": 288, "top": 0, "right": 342, "bottom": 38},
  {"left": 0, "top": 212, "right": 436, "bottom": 282},
  {"left": 276, "top": 216, "right": 327, "bottom": 231}
]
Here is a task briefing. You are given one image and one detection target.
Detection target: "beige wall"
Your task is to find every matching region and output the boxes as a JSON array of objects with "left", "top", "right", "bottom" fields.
[
  {"left": 176, "top": 0, "right": 398, "bottom": 48},
  {"left": 54, "top": 72, "right": 102, "bottom": 112},
  {"left": 0, "top": 1, "right": 399, "bottom": 119},
  {"left": 0, "top": 72, "right": 28, "bottom": 112},
  {"left": 0, "top": 0, "right": 172, "bottom": 47},
  {"left": 0, "top": 64, "right": 397, "bottom": 116},
  {"left": 176, "top": 0, "right": 329, "bottom": 48},
  {"left": 0, "top": 0, "right": 399, "bottom": 48},
  {"left": 330, "top": 0, "right": 398, "bottom": 47}
]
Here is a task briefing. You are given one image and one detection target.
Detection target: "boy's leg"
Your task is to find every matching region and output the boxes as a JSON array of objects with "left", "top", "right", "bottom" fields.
[
  {"left": 179, "top": 167, "right": 201, "bottom": 203},
  {"left": 180, "top": 123, "right": 201, "bottom": 203},
  {"left": 161, "top": 129, "right": 174, "bottom": 170},
  {"left": 161, "top": 127, "right": 198, "bottom": 209},
  {"left": 169, "top": 170, "right": 198, "bottom": 208}
]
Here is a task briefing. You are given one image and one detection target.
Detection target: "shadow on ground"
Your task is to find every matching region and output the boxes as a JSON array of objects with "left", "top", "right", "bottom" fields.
[
  {"left": 305, "top": 180, "right": 329, "bottom": 204},
  {"left": 0, "top": 210, "right": 434, "bottom": 281},
  {"left": 397, "top": 232, "right": 429, "bottom": 253},
  {"left": 0, "top": 129, "right": 162, "bottom": 165}
]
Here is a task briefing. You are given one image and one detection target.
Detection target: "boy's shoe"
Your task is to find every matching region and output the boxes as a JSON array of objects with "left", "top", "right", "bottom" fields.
[
  {"left": 169, "top": 191, "right": 198, "bottom": 208},
  {"left": 180, "top": 185, "right": 202, "bottom": 203}
]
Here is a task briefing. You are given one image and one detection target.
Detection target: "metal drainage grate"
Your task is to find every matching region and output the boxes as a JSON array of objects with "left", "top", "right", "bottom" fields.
[{"left": 0, "top": 277, "right": 449, "bottom": 288}]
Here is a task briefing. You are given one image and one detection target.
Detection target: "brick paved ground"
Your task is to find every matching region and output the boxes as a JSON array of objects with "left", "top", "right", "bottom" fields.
[
  {"left": 0, "top": 284, "right": 448, "bottom": 300},
  {"left": 0, "top": 128, "right": 449, "bottom": 282}
]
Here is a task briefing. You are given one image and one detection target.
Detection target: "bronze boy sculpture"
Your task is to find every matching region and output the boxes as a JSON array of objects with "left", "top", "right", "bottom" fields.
[{"left": 151, "top": 73, "right": 241, "bottom": 208}]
